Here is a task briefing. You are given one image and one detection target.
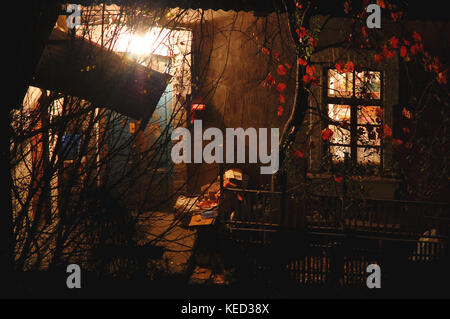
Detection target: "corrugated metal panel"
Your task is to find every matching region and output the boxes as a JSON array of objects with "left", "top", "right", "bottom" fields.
[{"left": 31, "top": 28, "right": 171, "bottom": 120}]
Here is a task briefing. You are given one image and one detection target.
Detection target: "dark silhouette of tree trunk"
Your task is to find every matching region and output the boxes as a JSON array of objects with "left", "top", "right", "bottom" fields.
[{"left": 3, "top": 0, "right": 59, "bottom": 294}]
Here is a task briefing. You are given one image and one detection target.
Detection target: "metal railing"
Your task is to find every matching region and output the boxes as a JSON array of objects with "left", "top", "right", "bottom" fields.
[{"left": 220, "top": 186, "right": 449, "bottom": 239}]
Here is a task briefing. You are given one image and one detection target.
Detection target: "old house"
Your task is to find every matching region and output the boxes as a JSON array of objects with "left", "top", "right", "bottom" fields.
[{"left": 4, "top": 0, "right": 449, "bottom": 297}]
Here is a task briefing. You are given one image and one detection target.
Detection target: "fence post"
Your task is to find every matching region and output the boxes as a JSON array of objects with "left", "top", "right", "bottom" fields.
[{"left": 328, "top": 242, "right": 344, "bottom": 287}]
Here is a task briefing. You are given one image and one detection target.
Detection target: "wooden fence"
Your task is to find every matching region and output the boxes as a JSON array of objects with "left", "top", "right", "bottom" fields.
[{"left": 219, "top": 186, "right": 449, "bottom": 288}]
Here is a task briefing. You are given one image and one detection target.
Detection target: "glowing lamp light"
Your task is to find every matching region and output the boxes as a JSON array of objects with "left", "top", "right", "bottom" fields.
[
  {"left": 115, "top": 28, "right": 170, "bottom": 56},
  {"left": 118, "top": 33, "right": 151, "bottom": 55}
]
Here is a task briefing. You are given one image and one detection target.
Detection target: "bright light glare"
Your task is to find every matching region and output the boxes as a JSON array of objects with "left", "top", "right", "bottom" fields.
[{"left": 115, "top": 28, "right": 170, "bottom": 56}]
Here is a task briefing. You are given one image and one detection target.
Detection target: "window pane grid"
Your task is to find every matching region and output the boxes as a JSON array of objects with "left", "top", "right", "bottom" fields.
[{"left": 325, "top": 68, "right": 383, "bottom": 167}]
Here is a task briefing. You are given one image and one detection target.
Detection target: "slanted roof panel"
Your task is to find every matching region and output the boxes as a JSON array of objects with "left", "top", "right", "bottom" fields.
[{"left": 32, "top": 29, "right": 171, "bottom": 120}]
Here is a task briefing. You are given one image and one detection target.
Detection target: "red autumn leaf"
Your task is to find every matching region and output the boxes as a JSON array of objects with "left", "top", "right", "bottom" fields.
[
  {"left": 344, "top": 1, "right": 351, "bottom": 14},
  {"left": 262, "top": 47, "right": 270, "bottom": 55},
  {"left": 362, "top": 26, "right": 368, "bottom": 38},
  {"left": 321, "top": 127, "right": 334, "bottom": 140},
  {"left": 303, "top": 74, "right": 309, "bottom": 83},
  {"left": 402, "top": 127, "right": 411, "bottom": 134},
  {"left": 403, "top": 39, "right": 410, "bottom": 46},
  {"left": 309, "top": 36, "right": 317, "bottom": 47},
  {"left": 429, "top": 58, "right": 440, "bottom": 74},
  {"left": 374, "top": 54, "right": 383, "bottom": 63},
  {"left": 293, "top": 149, "right": 304, "bottom": 158},
  {"left": 335, "top": 60, "right": 345, "bottom": 73},
  {"left": 382, "top": 47, "right": 395, "bottom": 59},
  {"left": 432, "top": 58, "right": 441, "bottom": 73},
  {"left": 306, "top": 65, "right": 316, "bottom": 76},
  {"left": 298, "top": 57, "right": 307, "bottom": 66},
  {"left": 279, "top": 94, "right": 285, "bottom": 103},
  {"left": 402, "top": 107, "right": 412, "bottom": 119},
  {"left": 410, "top": 43, "right": 420, "bottom": 55},
  {"left": 377, "top": 0, "right": 386, "bottom": 9},
  {"left": 391, "top": 11, "right": 403, "bottom": 22},
  {"left": 276, "top": 82, "right": 287, "bottom": 92},
  {"left": 383, "top": 124, "right": 392, "bottom": 138},
  {"left": 400, "top": 46, "right": 407, "bottom": 58},
  {"left": 303, "top": 74, "right": 311, "bottom": 84},
  {"left": 389, "top": 36, "right": 399, "bottom": 49},
  {"left": 277, "top": 105, "right": 284, "bottom": 116},
  {"left": 412, "top": 31, "right": 422, "bottom": 42},
  {"left": 437, "top": 71, "right": 447, "bottom": 85},
  {"left": 392, "top": 138, "right": 404, "bottom": 146},
  {"left": 296, "top": 27, "right": 307, "bottom": 38},
  {"left": 346, "top": 61, "right": 355, "bottom": 72},
  {"left": 285, "top": 62, "right": 292, "bottom": 69},
  {"left": 334, "top": 176, "right": 343, "bottom": 183},
  {"left": 237, "top": 193, "right": 243, "bottom": 201},
  {"left": 277, "top": 64, "right": 287, "bottom": 75},
  {"left": 304, "top": 74, "right": 318, "bottom": 86}
]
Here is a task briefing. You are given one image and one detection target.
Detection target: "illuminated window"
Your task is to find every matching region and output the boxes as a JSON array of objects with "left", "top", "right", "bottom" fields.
[{"left": 325, "top": 69, "right": 382, "bottom": 166}]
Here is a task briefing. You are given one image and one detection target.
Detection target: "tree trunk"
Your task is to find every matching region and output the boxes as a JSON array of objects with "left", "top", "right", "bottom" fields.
[
  {"left": 2, "top": 1, "right": 59, "bottom": 294},
  {"left": 273, "top": 1, "right": 312, "bottom": 190}
]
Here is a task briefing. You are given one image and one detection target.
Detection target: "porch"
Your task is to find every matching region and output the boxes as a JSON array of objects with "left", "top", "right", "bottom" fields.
[{"left": 189, "top": 168, "right": 450, "bottom": 290}]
